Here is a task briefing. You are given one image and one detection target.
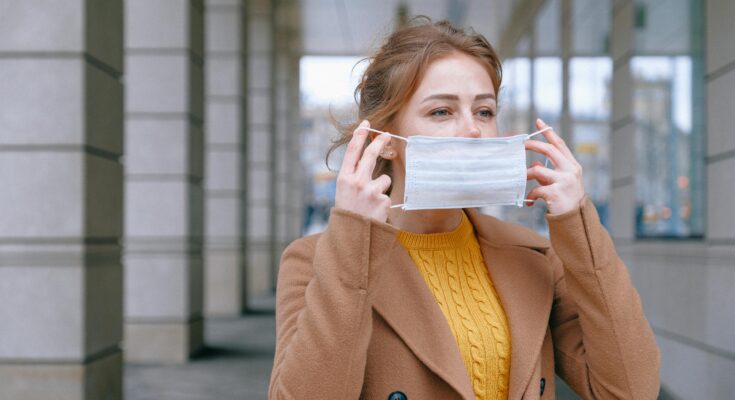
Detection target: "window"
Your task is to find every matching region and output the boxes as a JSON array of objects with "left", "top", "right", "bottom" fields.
[{"left": 632, "top": 0, "right": 704, "bottom": 238}]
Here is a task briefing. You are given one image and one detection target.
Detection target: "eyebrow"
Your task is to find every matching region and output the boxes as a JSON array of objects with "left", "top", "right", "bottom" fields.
[{"left": 421, "top": 93, "right": 496, "bottom": 102}]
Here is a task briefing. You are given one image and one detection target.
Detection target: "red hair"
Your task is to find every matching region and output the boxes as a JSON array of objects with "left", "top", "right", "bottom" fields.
[{"left": 328, "top": 17, "right": 503, "bottom": 193}]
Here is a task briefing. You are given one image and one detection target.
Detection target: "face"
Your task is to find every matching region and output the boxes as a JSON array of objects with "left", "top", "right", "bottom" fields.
[{"left": 394, "top": 52, "right": 499, "bottom": 139}]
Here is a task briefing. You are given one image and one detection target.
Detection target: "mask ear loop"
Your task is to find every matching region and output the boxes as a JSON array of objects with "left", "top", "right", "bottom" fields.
[
  {"left": 360, "top": 127, "right": 409, "bottom": 142},
  {"left": 358, "top": 127, "right": 409, "bottom": 209},
  {"left": 523, "top": 126, "right": 554, "bottom": 204}
]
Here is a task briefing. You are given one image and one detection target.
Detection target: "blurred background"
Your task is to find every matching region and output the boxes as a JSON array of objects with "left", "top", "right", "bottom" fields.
[{"left": 0, "top": 0, "right": 732, "bottom": 399}]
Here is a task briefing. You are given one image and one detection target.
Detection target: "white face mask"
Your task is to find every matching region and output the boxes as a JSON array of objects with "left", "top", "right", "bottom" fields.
[{"left": 363, "top": 127, "right": 551, "bottom": 211}]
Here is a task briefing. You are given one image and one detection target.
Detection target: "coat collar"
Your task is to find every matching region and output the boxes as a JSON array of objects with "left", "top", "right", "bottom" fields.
[{"left": 372, "top": 208, "right": 554, "bottom": 400}]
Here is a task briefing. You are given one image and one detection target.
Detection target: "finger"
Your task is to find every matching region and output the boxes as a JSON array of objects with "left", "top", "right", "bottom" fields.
[
  {"left": 526, "top": 185, "right": 554, "bottom": 205},
  {"left": 340, "top": 120, "right": 370, "bottom": 174},
  {"left": 356, "top": 133, "right": 389, "bottom": 179},
  {"left": 525, "top": 140, "right": 573, "bottom": 170},
  {"left": 527, "top": 165, "right": 561, "bottom": 186},
  {"left": 529, "top": 160, "right": 544, "bottom": 169},
  {"left": 369, "top": 174, "right": 392, "bottom": 194},
  {"left": 536, "top": 118, "right": 576, "bottom": 161}
]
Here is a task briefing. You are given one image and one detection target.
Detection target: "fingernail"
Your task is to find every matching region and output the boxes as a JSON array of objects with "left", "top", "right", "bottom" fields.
[
  {"left": 360, "top": 120, "right": 369, "bottom": 127},
  {"left": 537, "top": 118, "right": 547, "bottom": 127},
  {"left": 356, "top": 121, "right": 368, "bottom": 135}
]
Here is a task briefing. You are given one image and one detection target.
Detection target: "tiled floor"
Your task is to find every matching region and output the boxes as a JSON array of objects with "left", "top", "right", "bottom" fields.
[
  {"left": 121, "top": 296, "right": 600, "bottom": 400},
  {"left": 125, "top": 299, "right": 276, "bottom": 400}
]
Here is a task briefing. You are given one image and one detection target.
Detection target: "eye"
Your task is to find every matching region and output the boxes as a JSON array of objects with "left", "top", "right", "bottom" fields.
[
  {"left": 430, "top": 108, "right": 450, "bottom": 117},
  {"left": 476, "top": 108, "right": 496, "bottom": 118}
]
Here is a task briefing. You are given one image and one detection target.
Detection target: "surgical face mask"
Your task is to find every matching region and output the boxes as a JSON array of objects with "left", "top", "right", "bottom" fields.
[{"left": 363, "top": 127, "right": 551, "bottom": 211}]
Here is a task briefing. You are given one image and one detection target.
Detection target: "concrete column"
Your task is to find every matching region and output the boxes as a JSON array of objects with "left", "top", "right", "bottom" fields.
[
  {"left": 285, "top": 34, "right": 305, "bottom": 257},
  {"left": 124, "top": 0, "right": 205, "bottom": 362},
  {"left": 706, "top": 0, "right": 735, "bottom": 243},
  {"left": 559, "top": 0, "right": 572, "bottom": 143},
  {"left": 0, "top": 1, "right": 124, "bottom": 399},
  {"left": 272, "top": 0, "right": 303, "bottom": 290},
  {"left": 203, "top": 0, "right": 248, "bottom": 317},
  {"left": 246, "top": 0, "right": 275, "bottom": 301},
  {"left": 528, "top": 25, "right": 537, "bottom": 133},
  {"left": 609, "top": 0, "right": 635, "bottom": 241}
]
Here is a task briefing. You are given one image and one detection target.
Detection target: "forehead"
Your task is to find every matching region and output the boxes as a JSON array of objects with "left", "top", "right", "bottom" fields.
[{"left": 414, "top": 52, "right": 496, "bottom": 97}]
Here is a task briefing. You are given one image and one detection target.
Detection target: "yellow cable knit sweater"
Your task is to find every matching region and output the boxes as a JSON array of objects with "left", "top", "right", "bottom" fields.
[{"left": 397, "top": 210, "right": 511, "bottom": 400}]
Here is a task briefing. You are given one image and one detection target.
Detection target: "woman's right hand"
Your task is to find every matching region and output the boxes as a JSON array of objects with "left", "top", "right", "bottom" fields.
[{"left": 334, "top": 120, "right": 393, "bottom": 223}]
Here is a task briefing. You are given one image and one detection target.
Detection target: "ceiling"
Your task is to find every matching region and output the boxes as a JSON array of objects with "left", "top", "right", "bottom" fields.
[{"left": 300, "top": 0, "right": 513, "bottom": 56}]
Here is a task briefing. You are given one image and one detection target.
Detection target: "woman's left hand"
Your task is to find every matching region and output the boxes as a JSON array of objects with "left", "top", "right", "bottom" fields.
[{"left": 524, "top": 118, "right": 586, "bottom": 215}]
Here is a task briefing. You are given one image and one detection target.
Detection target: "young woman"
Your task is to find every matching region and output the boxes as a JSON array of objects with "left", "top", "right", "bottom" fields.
[{"left": 268, "top": 18, "right": 659, "bottom": 400}]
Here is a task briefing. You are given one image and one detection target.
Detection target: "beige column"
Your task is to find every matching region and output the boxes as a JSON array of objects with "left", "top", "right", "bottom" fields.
[
  {"left": 609, "top": 0, "right": 636, "bottom": 241},
  {"left": 559, "top": 0, "right": 572, "bottom": 143},
  {"left": 286, "top": 32, "right": 305, "bottom": 257},
  {"left": 706, "top": 0, "right": 735, "bottom": 242},
  {"left": 123, "top": 0, "right": 205, "bottom": 362},
  {"left": 203, "top": 0, "right": 249, "bottom": 317},
  {"left": 0, "top": 1, "right": 124, "bottom": 398},
  {"left": 246, "top": 0, "right": 276, "bottom": 301},
  {"left": 272, "top": 0, "right": 304, "bottom": 289}
]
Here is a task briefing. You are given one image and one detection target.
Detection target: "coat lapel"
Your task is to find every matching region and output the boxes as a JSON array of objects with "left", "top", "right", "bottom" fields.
[
  {"left": 371, "top": 209, "right": 555, "bottom": 400},
  {"left": 465, "top": 209, "right": 555, "bottom": 400},
  {"left": 372, "top": 242, "right": 476, "bottom": 400}
]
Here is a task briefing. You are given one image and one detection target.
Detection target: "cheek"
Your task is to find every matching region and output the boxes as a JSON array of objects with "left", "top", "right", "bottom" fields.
[
  {"left": 410, "top": 117, "right": 455, "bottom": 137},
  {"left": 482, "top": 120, "right": 500, "bottom": 138}
]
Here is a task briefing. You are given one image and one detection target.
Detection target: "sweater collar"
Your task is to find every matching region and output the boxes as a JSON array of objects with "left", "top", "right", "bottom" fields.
[{"left": 396, "top": 210, "right": 475, "bottom": 250}]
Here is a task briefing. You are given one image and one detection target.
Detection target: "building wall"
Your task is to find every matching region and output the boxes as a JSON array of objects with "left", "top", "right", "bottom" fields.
[
  {"left": 0, "top": 0, "right": 302, "bottom": 396},
  {"left": 498, "top": 0, "right": 735, "bottom": 397},
  {"left": 0, "top": 1, "right": 125, "bottom": 398},
  {"left": 624, "top": 0, "right": 735, "bottom": 398}
]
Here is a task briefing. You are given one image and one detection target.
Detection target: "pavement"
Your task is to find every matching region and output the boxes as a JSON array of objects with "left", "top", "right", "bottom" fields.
[
  {"left": 122, "top": 295, "right": 591, "bottom": 400},
  {"left": 125, "top": 298, "right": 276, "bottom": 400}
]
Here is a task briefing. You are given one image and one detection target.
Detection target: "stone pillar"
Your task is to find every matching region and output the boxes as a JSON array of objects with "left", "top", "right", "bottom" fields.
[
  {"left": 285, "top": 33, "right": 305, "bottom": 260},
  {"left": 609, "top": 0, "right": 636, "bottom": 241},
  {"left": 0, "top": 1, "right": 124, "bottom": 399},
  {"left": 203, "top": 0, "right": 248, "bottom": 317},
  {"left": 272, "top": 0, "right": 304, "bottom": 290},
  {"left": 124, "top": 0, "right": 205, "bottom": 362},
  {"left": 559, "top": 0, "right": 572, "bottom": 143},
  {"left": 246, "top": 0, "right": 275, "bottom": 301},
  {"left": 706, "top": 0, "right": 735, "bottom": 243},
  {"left": 528, "top": 24, "right": 537, "bottom": 133}
]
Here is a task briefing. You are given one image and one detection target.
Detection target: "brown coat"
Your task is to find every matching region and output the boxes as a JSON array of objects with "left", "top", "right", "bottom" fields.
[{"left": 268, "top": 197, "right": 660, "bottom": 399}]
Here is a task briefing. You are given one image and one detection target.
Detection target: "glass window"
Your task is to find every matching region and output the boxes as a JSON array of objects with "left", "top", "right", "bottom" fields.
[
  {"left": 570, "top": 57, "right": 612, "bottom": 227},
  {"left": 572, "top": 0, "right": 611, "bottom": 56},
  {"left": 299, "top": 56, "right": 367, "bottom": 235},
  {"left": 534, "top": 57, "right": 562, "bottom": 129},
  {"left": 498, "top": 57, "right": 532, "bottom": 135},
  {"left": 632, "top": 0, "right": 704, "bottom": 238},
  {"left": 534, "top": 0, "right": 561, "bottom": 56}
]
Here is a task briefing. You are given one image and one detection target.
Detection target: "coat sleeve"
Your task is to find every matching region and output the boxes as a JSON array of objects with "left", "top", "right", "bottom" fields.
[
  {"left": 546, "top": 196, "right": 661, "bottom": 399},
  {"left": 268, "top": 207, "right": 397, "bottom": 399}
]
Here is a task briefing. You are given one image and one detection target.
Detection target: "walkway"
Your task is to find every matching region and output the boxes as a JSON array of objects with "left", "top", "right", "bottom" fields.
[
  {"left": 125, "top": 298, "right": 276, "bottom": 400},
  {"left": 124, "top": 295, "right": 587, "bottom": 400}
]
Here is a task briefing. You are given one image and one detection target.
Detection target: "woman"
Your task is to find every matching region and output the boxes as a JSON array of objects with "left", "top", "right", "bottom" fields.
[{"left": 268, "top": 18, "right": 659, "bottom": 400}]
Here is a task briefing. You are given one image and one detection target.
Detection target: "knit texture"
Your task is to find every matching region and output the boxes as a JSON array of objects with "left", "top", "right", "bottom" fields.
[{"left": 397, "top": 211, "right": 511, "bottom": 400}]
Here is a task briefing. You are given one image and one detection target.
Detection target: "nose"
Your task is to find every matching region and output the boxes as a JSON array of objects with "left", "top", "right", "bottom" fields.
[{"left": 458, "top": 111, "right": 481, "bottom": 138}]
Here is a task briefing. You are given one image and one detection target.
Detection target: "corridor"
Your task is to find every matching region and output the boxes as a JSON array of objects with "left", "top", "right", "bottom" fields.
[
  {"left": 2, "top": 0, "right": 734, "bottom": 398},
  {"left": 125, "top": 298, "right": 275, "bottom": 400},
  {"left": 124, "top": 297, "right": 590, "bottom": 400}
]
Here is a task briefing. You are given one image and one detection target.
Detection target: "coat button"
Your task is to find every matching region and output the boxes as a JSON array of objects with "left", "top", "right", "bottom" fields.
[
  {"left": 387, "top": 391, "right": 407, "bottom": 400},
  {"left": 540, "top": 377, "right": 546, "bottom": 396}
]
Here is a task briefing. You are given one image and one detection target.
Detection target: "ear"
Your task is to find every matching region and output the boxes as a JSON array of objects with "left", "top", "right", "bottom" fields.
[{"left": 379, "top": 141, "right": 397, "bottom": 160}]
